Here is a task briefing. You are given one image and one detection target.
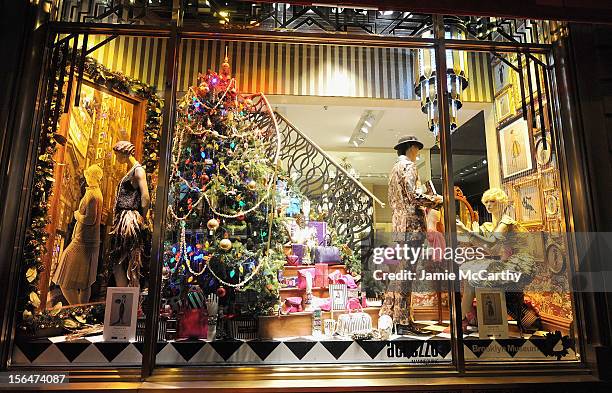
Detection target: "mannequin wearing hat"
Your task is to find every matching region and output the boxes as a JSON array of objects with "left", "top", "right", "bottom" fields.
[
  {"left": 380, "top": 135, "right": 443, "bottom": 334},
  {"left": 109, "top": 141, "right": 150, "bottom": 287},
  {"left": 53, "top": 164, "right": 104, "bottom": 304}
]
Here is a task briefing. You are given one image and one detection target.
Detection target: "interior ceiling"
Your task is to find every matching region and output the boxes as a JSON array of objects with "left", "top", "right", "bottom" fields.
[{"left": 269, "top": 95, "right": 490, "bottom": 185}]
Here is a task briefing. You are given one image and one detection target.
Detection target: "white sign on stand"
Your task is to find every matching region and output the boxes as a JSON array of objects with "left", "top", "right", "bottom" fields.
[
  {"left": 476, "top": 287, "right": 509, "bottom": 339},
  {"left": 103, "top": 287, "right": 139, "bottom": 342}
]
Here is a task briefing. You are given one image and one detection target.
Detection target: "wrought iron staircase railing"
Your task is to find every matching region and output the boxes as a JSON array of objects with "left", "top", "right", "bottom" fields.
[{"left": 273, "top": 112, "right": 384, "bottom": 250}]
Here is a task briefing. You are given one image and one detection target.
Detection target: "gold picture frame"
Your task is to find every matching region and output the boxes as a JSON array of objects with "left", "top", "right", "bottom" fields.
[
  {"left": 514, "top": 178, "right": 543, "bottom": 226},
  {"left": 493, "top": 57, "right": 513, "bottom": 96},
  {"left": 495, "top": 87, "right": 515, "bottom": 123},
  {"left": 497, "top": 116, "right": 535, "bottom": 180}
]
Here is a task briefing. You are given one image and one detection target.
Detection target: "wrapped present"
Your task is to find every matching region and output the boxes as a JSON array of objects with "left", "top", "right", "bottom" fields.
[
  {"left": 292, "top": 244, "right": 306, "bottom": 264},
  {"left": 187, "top": 285, "right": 205, "bottom": 309},
  {"left": 314, "top": 263, "right": 329, "bottom": 288},
  {"left": 307, "top": 221, "right": 328, "bottom": 246},
  {"left": 178, "top": 308, "right": 208, "bottom": 339}
]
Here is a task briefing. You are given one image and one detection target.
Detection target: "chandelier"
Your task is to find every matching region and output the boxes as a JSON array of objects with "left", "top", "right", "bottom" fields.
[{"left": 414, "top": 17, "right": 469, "bottom": 139}]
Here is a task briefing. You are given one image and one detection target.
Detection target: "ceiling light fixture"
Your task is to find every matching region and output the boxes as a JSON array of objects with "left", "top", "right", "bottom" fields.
[
  {"left": 349, "top": 110, "right": 380, "bottom": 148},
  {"left": 414, "top": 17, "right": 468, "bottom": 142}
]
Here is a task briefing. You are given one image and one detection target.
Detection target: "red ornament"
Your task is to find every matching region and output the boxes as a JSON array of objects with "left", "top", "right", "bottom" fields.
[
  {"left": 237, "top": 214, "right": 245, "bottom": 221},
  {"left": 216, "top": 287, "right": 227, "bottom": 298}
]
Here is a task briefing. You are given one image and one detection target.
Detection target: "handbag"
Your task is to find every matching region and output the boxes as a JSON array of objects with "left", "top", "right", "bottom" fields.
[
  {"left": 313, "top": 246, "right": 341, "bottom": 264},
  {"left": 336, "top": 304, "right": 372, "bottom": 337},
  {"left": 177, "top": 308, "right": 208, "bottom": 339}
]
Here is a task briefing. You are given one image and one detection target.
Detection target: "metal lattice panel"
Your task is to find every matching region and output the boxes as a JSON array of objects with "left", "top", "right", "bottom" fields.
[{"left": 274, "top": 112, "right": 375, "bottom": 249}]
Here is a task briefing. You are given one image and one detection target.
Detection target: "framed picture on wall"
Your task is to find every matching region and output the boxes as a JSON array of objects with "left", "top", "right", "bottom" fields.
[
  {"left": 495, "top": 88, "right": 515, "bottom": 123},
  {"left": 546, "top": 243, "right": 566, "bottom": 274},
  {"left": 497, "top": 117, "right": 535, "bottom": 180},
  {"left": 544, "top": 190, "right": 560, "bottom": 217},
  {"left": 493, "top": 59, "right": 512, "bottom": 95},
  {"left": 514, "top": 178, "right": 543, "bottom": 226},
  {"left": 535, "top": 135, "right": 553, "bottom": 167}
]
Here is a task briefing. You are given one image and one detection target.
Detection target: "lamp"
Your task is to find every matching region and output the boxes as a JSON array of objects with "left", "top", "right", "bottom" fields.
[{"left": 414, "top": 17, "right": 469, "bottom": 140}]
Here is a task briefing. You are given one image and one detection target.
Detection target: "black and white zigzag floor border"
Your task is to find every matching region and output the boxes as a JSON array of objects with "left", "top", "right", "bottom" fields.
[{"left": 11, "top": 335, "right": 576, "bottom": 366}]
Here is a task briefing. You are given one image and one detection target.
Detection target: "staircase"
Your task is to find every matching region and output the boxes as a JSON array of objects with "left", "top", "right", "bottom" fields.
[{"left": 273, "top": 112, "right": 384, "bottom": 250}]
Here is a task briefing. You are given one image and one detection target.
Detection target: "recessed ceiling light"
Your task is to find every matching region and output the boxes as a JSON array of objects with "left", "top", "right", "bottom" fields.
[
  {"left": 361, "top": 126, "right": 369, "bottom": 134},
  {"left": 364, "top": 119, "right": 372, "bottom": 127}
]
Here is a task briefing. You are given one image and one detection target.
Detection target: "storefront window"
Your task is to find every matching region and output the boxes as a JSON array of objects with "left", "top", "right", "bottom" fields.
[
  {"left": 12, "top": 33, "right": 166, "bottom": 366},
  {"left": 446, "top": 49, "right": 578, "bottom": 363},
  {"left": 9, "top": 10, "right": 582, "bottom": 373}
]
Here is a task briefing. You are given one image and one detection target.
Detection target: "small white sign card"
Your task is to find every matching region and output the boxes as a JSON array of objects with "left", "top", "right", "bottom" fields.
[
  {"left": 103, "top": 287, "right": 140, "bottom": 342},
  {"left": 476, "top": 288, "right": 509, "bottom": 339},
  {"left": 329, "top": 284, "right": 348, "bottom": 311}
]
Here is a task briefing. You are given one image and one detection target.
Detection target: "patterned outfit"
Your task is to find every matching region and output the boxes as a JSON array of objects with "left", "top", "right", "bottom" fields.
[
  {"left": 109, "top": 163, "right": 148, "bottom": 286},
  {"left": 380, "top": 155, "right": 440, "bottom": 325},
  {"left": 460, "top": 215, "right": 535, "bottom": 289},
  {"left": 53, "top": 186, "right": 103, "bottom": 289}
]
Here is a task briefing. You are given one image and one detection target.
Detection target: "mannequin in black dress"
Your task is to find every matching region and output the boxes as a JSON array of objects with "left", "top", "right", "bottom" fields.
[{"left": 110, "top": 141, "right": 150, "bottom": 287}]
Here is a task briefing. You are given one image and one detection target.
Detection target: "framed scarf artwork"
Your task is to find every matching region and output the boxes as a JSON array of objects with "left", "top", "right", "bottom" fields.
[
  {"left": 495, "top": 88, "right": 515, "bottom": 123},
  {"left": 493, "top": 58, "right": 512, "bottom": 95},
  {"left": 497, "top": 117, "right": 535, "bottom": 180},
  {"left": 514, "top": 178, "right": 543, "bottom": 226}
]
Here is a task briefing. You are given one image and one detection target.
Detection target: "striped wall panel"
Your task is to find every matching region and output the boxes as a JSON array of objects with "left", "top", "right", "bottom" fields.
[
  {"left": 78, "top": 36, "right": 493, "bottom": 102},
  {"left": 178, "top": 41, "right": 415, "bottom": 100},
  {"left": 83, "top": 35, "right": 168, "bottom": 93}
]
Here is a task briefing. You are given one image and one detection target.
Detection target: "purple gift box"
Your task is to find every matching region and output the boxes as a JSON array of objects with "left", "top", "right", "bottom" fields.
[
  {"left": 292, "top": 244, "right": 305, "bottom": 264},
  {"left": 307, "top": 221, "right": 328, "bottom": 246}
]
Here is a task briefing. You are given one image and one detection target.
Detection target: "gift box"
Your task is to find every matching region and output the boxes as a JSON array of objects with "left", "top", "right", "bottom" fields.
[
  {"left": 292, "top": 244, "right": 306, "bottom": 264},
  {"left": 177, "top": 308, "right": 209, "bottom": 339},
  {"left": 307, "top": 221, "right": 328, "bottom": 246},
  {"left": 314, "top": 263, "right": 329, "bottom": 288}
]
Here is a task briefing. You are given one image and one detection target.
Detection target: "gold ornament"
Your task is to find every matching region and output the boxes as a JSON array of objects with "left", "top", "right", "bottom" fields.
[
  {"left": 219, "top": 238, "right": 232, "bottom": 251},
  {"left": 207, "top": 218, "right": 220, "bottom": 231},
  {"left": 247, "top": 180, "right": 257, "bottom": 191}
]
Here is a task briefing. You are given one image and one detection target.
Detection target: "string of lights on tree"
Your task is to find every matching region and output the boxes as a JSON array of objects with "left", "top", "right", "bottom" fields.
[{"left": 162, "top": 56, "right": 287, "bottom": 316}]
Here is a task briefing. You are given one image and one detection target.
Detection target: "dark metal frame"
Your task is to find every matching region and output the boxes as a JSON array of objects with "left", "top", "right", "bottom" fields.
[{"left": 0, "top": 4, "right": 602, "bottom": 385}]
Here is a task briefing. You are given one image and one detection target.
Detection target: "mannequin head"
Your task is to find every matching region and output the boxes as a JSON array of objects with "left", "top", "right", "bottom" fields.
[
  {"left": 84, "top": 164, "right": 103, "bottom": 187},
  {"left": 396, "top": 142, "right": 421, "bottom": 161},
  {"left": 112, "top": 141, "right": 135, "bottom": 165},
  {"left": 481, "top": 187, "right": 508, "bottom": 218}
]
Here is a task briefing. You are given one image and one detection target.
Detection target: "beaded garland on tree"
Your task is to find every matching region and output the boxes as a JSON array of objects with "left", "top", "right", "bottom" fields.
[{"left": 162, "top": 56, "right": 286, "bottom": 317}]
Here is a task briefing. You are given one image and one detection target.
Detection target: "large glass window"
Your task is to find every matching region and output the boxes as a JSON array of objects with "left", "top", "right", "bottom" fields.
[
  {"left": 12, "top": 33, "right": 166, "bottom": 367},
  {"left": 447, "top": 49, "right": 579, "bottom": 363},
  {"left": 10, "top": 10, "right": 582, "bottom": 373}
]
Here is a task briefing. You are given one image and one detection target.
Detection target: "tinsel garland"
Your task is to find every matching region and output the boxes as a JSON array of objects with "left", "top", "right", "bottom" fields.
[{"left": 18, "top": 52, "right": 162, "bottom": 335}]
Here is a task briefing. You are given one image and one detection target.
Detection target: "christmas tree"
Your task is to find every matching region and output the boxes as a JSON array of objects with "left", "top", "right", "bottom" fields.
[{"left": 162, "top": 57, "right": 287, "bottom": 318}]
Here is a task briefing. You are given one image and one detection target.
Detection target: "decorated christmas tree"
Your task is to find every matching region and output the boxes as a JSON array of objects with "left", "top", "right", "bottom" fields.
[{"left": 162, "top": 57, "right": 287, "bottom": 318}]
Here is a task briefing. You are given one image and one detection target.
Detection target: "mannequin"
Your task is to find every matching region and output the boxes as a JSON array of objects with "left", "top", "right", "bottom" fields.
[
  {"left": 380, "top": 135, "right": 442, "bottom": 334},
  {"left": 53, "top": 164, "right": 104, "bottom": 304},
  {"left": 456, "top": 187, "right": 535, "bottom": 332},
  {"left": 110, "top": 141, "right": 150, "bottom": 287}
]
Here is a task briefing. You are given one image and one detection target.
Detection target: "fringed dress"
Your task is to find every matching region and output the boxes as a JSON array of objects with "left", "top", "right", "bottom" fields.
[
  {"left": 109, "top": 163, "right": 147, "bottom": 286},
  {"left": 53, "top": 186, "right": 103, "bottom": 289}
]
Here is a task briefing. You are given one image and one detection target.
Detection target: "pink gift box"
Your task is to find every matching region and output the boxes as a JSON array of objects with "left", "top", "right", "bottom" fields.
[{"left": 314, "top": 263, "right": 329, "bottom": 288}]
